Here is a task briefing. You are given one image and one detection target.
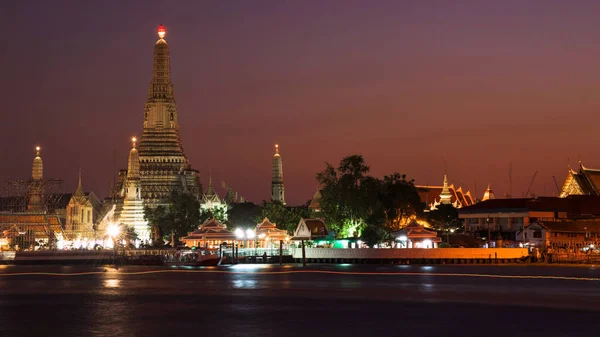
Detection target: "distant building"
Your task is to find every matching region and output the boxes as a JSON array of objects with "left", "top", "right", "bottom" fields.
[
  {"left": 517, "top": 221, "right": 600, "bottom": 250},
  {"left": 459, "top": 195, "right": 600, "bottom": 246},
  {"left": 0, "top": 147, "right": 98, "bottom": 249},
  {"left": 417, "top": 173, "right": 475, "bottom": 211}
]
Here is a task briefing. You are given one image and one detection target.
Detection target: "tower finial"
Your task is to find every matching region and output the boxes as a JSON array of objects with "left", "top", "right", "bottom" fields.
[
  {"left": 74, "top": 168, "right": 84, "bottom": 197},
  {"left": 275, "top": 144, "right": 279, "bottom": 155},
  {"left": 131, "top": 136, "right": 137, "bottom": 148},
  {"left": 158, "top": 24, "right": 166, "bottom": 39},
  {"left": 35, "top": 146, "right": 40, "bottom": 157}
]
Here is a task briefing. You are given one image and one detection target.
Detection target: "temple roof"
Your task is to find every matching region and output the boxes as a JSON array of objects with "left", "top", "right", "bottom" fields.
[
  {"left": 393, "top": 221, "right": 441, "bottom": 241},
  {"left": 183, "top": 218, "right": 235, "bottom": 241},
  {"left": 256, "top": 217, "right": 289, "bottom": 239},
  {"left": 292, "top": 218, "right": 330, "bottom": 240},
  {"left": 308, "top": 189, "right": 322, "bottom": 211}
]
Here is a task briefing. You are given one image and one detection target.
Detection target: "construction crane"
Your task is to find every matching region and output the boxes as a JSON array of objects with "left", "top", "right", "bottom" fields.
[
  {"left": 552, "top": 176, "right": 561, "bottom": 195},
  {"left": 525, "top": 171, "right": 538, "bottom": 198}
]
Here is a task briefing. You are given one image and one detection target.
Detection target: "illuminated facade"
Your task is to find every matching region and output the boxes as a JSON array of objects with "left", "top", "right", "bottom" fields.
[
  {"left": 65, "top": 171, "right": 95, "bottom": 236},
  {"left": 271, "top": 144, "right": 285, "bottom": 205}
]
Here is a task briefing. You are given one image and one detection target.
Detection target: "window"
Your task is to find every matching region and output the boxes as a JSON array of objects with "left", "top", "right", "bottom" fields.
[
  {"left": 81, "top": 209, "right": 84, "bottom": 223},
  {"left": 87, "top": 210, "right": 91, "bottom": 223},
  {"left": 533, "top": 231, "right": 542, "bottom": 239}
]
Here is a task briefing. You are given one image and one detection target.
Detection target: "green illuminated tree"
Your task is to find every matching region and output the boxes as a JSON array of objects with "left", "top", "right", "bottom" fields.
[{"left": 316, "top": 155, "right": 375, "bottom": 237}]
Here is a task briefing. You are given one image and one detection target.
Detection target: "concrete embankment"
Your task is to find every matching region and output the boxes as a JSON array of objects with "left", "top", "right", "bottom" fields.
[
  {"left": 289, "top": 248, "right": 529, "bottom": 265},
  {"left": 0, "top": 250, "right": 165, "bottom": 265}
]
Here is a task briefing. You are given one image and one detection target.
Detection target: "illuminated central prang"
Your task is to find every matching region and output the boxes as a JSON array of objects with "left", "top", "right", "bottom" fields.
[{"left": 158, "top": 24, "right": 166, "bottom": 39}]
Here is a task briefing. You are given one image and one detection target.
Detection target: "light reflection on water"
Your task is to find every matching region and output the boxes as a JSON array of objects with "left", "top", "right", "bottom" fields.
[
  {"left": 104, "top": 279, "right": 120, "bottom": 288},
  {"left": 232, "top": 279, "right": 258, "bottom": 289},
  {"left": 230, "top": 264, "right": 272, "bottom": 271},
  {"left": 419, "top": 283, "right": 435, "bottom": 293}
]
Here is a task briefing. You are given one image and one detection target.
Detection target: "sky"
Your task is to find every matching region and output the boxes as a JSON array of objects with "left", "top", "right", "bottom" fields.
[{"left": 2, "top": 0, "right": 600, "bottom": 205}]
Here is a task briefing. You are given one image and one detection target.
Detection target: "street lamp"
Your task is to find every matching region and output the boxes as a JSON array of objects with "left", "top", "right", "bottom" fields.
[
  {"left": 107, "top": 223, "right": 120, "bottom": 264},
  {"left": 486, "top": 216, "right": 491, "bottom": 248},
  {"left": 245, "top": 228, "right": 256, "bottom": 257},
  {"left": 107, "top": 223, "right": 120, "bottom": 239},
  {"left": 234, "top": 228, "right": 246, "bottom": 263}
]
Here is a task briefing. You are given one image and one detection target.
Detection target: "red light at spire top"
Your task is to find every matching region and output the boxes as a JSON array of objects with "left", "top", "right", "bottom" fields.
[{"left": 158, "top": 24, "right": 166, "bottom": 39}]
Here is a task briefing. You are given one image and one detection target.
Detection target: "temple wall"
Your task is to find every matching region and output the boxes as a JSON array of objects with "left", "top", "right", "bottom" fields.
[{"left": 291, "top": 248, "right": 528, "bottom": 259}]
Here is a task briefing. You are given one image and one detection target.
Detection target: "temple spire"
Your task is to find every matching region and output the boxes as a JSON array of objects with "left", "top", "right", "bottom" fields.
[
  {"left": 74, "top": 168, "right": 84, "bottom": 197},
  {"left": 271, "top": 144, "right": 285, "bottom": 205},
  {"left": 439, "top": 172, "right": 452, "bottom": 205},
  {"left": 32, "top": 146, "right": 43, "bottom": 181},
  {"left": 206, "top": 170, "right": 216, "bottom": 196},
  {"left": 127, "top": 137, "right": 140, "bottom": 180},
  {"left": 158, "top": 24, "right": 166, "bottom": 39},
  {"left": 482, "top": 184, "right": 495, "bottom": 201}
]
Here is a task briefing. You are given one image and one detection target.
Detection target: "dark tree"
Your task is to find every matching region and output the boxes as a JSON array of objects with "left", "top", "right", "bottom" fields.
[
  {"left": 361, "top": 225, "right": 391, "bottom": 248},
  {"left": 227, "top": 202, "right": 261, "bottom": 229},
  {"left": 144, "top": 190, "right": 200, "bottom": 245},
  {"left": 379, "top": 173, "right": 422, "bottom": 231},
  {"left": 427, "top": 203, "right": 463, "bottom": 232},
  {"left": 254, "top": 201, "right": 311, "bottom": 234}
]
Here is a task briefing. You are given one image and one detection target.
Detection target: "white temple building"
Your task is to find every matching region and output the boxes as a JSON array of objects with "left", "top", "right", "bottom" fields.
[
  {"left": 118, "top": 137, "right": 149, "bottom": 242},
  {"left": 200, "top": 174, "right": 228, "bottom": 219}
]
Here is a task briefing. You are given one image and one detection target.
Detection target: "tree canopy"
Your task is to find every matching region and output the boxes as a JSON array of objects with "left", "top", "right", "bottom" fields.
[
  {"left": 316, "top": 154, "right": 423, "bottom": 243},
  {"left": 144, "top": 190, "right": 200, "bottom": 245},
  {"left": 227, "top": 202, "right": 261, "bottom": 229},
  {"left": 254, "top": 201, "right": 311, "bottom": 234}
]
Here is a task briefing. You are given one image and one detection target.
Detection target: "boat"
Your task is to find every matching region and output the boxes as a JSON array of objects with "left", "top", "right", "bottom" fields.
[{"left": 164, "top": 250, "right": 221, "bottom": 266}]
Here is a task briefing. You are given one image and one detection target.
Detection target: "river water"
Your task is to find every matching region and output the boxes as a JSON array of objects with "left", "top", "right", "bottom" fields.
[{"left": 1, "top": 264, "right": 599, "bottom": 337}]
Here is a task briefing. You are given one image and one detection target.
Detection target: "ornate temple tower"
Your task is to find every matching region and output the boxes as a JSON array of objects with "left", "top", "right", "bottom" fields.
[
  {"left": 271, "top": 144, "right": 285, "bottom": 205},
  {"left": 482, "top": 184, "right": 496, "bottom": 201},
  {"left": 137, "top": 25, "right": 201, "bottom": 206},
  {"left": 120, "top": 137, "right": 149, "bottom": 241},
  {"left": 439, "top": 173, "right": 452, "bottom": 205},
  {"left": 28, "top": 146, "right": 44, "bottom": 212}
]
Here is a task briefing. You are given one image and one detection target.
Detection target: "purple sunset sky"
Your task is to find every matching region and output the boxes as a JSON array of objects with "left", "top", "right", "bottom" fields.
[{"left": 2, "top": 0, "right": 600, "bottom": 205}]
